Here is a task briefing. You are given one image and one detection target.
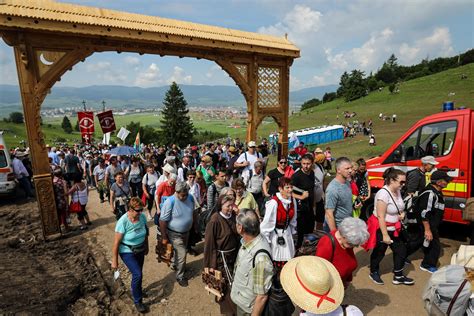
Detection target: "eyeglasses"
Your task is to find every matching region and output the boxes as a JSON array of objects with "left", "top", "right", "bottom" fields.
[
  {"left": 398, "top": 180, "right": 406, "bottom": 185},
  {"left": 279, "top": 161, "right": 287, "bottom": 164},
  {"left": 133, "top": 208, "right": 144, "bottom": 212},
  {"left": 187, "top": 176, "right": 195, "bottom": 179}
]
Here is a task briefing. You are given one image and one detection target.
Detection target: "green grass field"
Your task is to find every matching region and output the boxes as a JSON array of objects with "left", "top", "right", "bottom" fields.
[{"left": 2, "top": 64, "right": 473, "bottom": 163}]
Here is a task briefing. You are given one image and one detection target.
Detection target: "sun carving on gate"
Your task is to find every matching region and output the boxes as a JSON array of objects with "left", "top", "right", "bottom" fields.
[{"left": 257, "top": 66, "right": 280, "bottom": 108}]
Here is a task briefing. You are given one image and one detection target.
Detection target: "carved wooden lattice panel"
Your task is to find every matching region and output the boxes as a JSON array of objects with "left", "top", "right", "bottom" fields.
[
  {"left": 235, "top": 64, "right": 248, "bottom": 81},
  {"left": 257, "top": 66, "right": 280, "bottom": 108}
]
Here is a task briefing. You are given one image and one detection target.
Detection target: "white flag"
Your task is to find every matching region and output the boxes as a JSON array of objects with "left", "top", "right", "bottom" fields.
[
  {"left": 116, "top": 127, "right": 130, "bottom": 141},
  {"left": 102, "top": 132, "right": 111, "bottom": 145},
  {"left": 288, "top": 132, "right": 299, "bottom": 149}
]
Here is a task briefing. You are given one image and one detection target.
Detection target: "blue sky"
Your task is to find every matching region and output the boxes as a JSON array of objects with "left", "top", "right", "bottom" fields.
[{"left": 0, "top": 0, "right": 472, "bottom": 91}]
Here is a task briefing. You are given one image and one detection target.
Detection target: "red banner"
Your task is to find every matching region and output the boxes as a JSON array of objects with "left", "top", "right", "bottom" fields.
[
  {"left": 81, "top": 133, "right": 93, "bottom": 144},
  {"left": 77, "top": 111, "right": 95, "bottom": 134},
  {"left": 96, "top": 110, "right": 116, "bottom": 133}
]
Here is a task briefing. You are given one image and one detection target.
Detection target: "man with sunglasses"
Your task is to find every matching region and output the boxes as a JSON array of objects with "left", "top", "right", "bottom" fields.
[{"left": 263, "top": 158, "right": 294, "bottom": 198}]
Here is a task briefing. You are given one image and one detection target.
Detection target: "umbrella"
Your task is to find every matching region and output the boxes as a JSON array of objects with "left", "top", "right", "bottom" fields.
[{"left": 109, "top": 145, "right": 138, "bottom": 156}]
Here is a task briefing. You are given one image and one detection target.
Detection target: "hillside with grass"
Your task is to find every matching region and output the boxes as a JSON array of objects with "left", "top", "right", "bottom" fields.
[{"left": 1, "top": 64, "right": 473, "bottom": 161}]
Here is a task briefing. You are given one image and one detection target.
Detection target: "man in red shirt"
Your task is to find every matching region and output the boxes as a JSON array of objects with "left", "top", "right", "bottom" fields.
[
  {"left": 316, "top": 217, "right": 369, "bottom": 288},
  {"left": 155, "top": 173, "right": 177, "bottom": 215},
  {"left": 294, "top": 141, "right": 308, "bottom": 157}
]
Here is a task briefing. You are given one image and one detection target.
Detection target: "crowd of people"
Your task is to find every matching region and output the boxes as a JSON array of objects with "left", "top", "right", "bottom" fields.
[{"left": 8, "top": 139, "right": 473, "bottom": 315}]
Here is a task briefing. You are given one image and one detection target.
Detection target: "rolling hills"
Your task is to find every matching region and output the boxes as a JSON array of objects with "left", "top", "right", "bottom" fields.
[{"left": 1, "top": 64, "right": 473, "bottom": 162}]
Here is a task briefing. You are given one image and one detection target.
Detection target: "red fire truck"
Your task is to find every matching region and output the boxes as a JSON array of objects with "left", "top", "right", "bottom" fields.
[{"left": 366, "top": 108, "right": 473, "bottom": 224}]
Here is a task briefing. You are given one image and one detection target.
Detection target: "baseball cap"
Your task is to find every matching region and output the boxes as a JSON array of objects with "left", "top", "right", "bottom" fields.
[
  {"left": 421, "top": 156, "right": 439, "bottom": 165},
  {"left": 431, "top": 170, "right": 453, "bottom": 183},
  {"left": 247, "top": 141, "right": 256, "bottom": 148}
]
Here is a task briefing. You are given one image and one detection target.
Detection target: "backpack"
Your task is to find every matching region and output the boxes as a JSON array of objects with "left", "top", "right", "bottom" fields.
[
  {"left": 235, "top": 152, "right": 262, "bottom": 177},
  {"left": 252, "top": 249, "right": 295, "bottom": 316},
  {"left": 423, "top": 265, "right": 472, "bottom": 316},
  {"left": 198, "top": 183, "right": 218, "bottom": 238},
  {"left": 295, "top": 230, "right": 336, "bottom": 259}
]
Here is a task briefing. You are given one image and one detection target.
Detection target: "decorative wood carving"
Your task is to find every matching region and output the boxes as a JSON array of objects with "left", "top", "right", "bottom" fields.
[
  {"left": 0, "top": 0, "right": 298, "bottom": 237},
  {"left": 257, "top": 66, "right": 281, "bottom": 108}
]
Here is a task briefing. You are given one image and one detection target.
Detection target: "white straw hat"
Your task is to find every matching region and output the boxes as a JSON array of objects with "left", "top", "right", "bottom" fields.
[{"left": 280, "top": 256, "right": 344, "bottom": 314}]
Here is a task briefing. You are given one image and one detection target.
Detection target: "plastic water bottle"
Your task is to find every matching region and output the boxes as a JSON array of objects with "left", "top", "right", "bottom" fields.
[{"left": 423, "top": 238, "right": 430, "bottom": 247}]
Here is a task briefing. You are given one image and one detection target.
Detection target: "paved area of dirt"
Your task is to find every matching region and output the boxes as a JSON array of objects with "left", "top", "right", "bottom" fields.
[{"left": 0, "top": 190, "right": 469, "bottom": 314}]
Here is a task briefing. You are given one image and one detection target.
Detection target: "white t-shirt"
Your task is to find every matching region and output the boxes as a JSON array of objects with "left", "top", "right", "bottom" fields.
[
  {"left": 301, "top": 305, "right": 363, "bottom": 316},
  {"left": 93, "top": 165, "right": 106, "bottom": 181},
  {"left": 373, "top": 186, "right": 404, "bottom": 225},
  {"left": 236, "top": 151, "right": 261, "bottom": 172}
]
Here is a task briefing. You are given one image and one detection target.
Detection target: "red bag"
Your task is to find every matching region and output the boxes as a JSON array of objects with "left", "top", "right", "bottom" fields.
[
  {"left": 141, "top": 192, "right": 147, "bottom": 206},
  {"left": 69, "top": 201, "right": 82, "bottom": 213},
  {"left": 69, "top": 187, "right": 82, "bottom": 213}
]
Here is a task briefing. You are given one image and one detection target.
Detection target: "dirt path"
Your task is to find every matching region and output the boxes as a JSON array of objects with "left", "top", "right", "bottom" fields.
[
  {"left": 0, "top": 190, "right": 467, "bottom": 314},
  {"left": 82, "top": 189, "right": 467, "bottom": 315}
]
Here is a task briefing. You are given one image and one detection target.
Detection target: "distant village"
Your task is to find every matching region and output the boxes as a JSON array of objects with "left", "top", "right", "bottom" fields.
[{"left": 39, "top": 105, "right": 247, "bottom": 121}]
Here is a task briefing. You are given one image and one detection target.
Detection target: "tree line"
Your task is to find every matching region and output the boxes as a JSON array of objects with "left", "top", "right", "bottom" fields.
[{"left": 301, "top": 48, "right": 474, "bottom": 109}]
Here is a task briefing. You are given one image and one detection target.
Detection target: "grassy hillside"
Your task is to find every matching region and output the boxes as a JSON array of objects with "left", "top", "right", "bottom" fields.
[
  {"left": 258, "top": 63, "right": 474, "bottom": 160},
  {"left": 1, "top": 64, "right": 473, "bottom": 162}
]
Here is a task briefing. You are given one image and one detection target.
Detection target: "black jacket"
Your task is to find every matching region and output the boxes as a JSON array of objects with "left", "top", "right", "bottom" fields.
[
  {"left": 417, "top": 184, "right": 445, "bottom": 230},
  {"left": 405, "top": 168, "right": 426, "bottom": 195}
]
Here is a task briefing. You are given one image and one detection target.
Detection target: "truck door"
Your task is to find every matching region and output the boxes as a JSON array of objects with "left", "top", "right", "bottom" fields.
[{"left": 417, "top": 120, "right": 461, "bottom": 221}]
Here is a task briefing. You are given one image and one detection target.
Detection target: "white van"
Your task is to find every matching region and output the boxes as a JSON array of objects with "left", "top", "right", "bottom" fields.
[{"left": 0, "top": 131, "right": 17, "bottom": 196}]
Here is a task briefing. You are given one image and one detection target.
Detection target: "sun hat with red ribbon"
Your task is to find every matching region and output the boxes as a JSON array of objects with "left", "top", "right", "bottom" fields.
[{"left": 281, "top": 256, "right": 344, "bottom": 314}]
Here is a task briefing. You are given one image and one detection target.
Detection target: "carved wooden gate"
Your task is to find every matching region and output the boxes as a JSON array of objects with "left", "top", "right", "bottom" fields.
[{"left": 0, "top": 0, "right": 299, "bottom": 238}]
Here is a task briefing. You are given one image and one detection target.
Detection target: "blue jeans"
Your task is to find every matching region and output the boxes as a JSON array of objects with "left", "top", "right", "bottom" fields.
[
  {"left": 120, "top": 252, "right": 145, "bottom": 304},
  {"left": 18, "top": 176, "right": 33, "bottom": 198}
]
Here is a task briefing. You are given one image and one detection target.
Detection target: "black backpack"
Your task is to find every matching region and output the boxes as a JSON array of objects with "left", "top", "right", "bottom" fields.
[
  {"left": 252, "top": 249, "right": 295, "bottom": 316},
  {"left": 295, "top": 230, "right": 335, "bottom": 259}
]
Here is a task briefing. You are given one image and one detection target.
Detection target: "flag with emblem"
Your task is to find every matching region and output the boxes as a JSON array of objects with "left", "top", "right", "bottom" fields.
[
  {"left": 77, "top": 111, "right": 95, "bottom": 134},
  {"left": 96, "top": 110, "right": 116, "bottom": 134}
]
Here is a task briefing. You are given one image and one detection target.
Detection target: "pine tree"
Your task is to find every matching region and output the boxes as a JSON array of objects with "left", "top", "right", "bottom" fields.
[
  {"left": 74, "top": 119, "right": 79, "bottom": 132},
  {"left": 61, "top": 116, "right": 73, "bottom": 134},
  {"left": 160, "top": 82, "right": 195, "bottom": 147}
]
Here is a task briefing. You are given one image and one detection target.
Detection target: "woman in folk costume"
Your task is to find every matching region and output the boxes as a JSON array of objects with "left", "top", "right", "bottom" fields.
[
  {"left": 203, "top": 194, "right": 240, "bottom": 315},
  {"left": 261, "top": 176, "right": 297, "bottom": 268}
]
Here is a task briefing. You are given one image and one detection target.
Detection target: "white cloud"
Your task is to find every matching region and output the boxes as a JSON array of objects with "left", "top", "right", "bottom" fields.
[
  {"left": 258, "top": 5, "right": 323, "bottom": 47},
  {"left": 398, "top": 27, "right": 454, "bottom": 64},
  {"left": 86, "top": 61, "right": 111, "bottom": 72},
  {"left": 84, "top": 61, "right": 127, "bottom": 83},
  {"left": 124, "top": 56, "right": 140, "bottom": 66},
  {"left": 135, "top": 63, "right": 162, "bottom": 87},
  {"left": 167, "top": 66, "right": 192, "bottom": 84}
]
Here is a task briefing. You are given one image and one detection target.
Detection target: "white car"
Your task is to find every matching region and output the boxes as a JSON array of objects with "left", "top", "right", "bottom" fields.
[{"left": 0, "top": 132, "right": 17, "bottom": 196}]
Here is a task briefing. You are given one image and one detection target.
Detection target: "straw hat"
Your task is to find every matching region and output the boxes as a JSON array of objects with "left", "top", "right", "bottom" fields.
[
  {"left": 315, "top": 153, "right": 326, "bottom": 164},
  {"left": 281, "top": 256, "right": 344, "bottom": 314},
  {"left": 201, "top": 155, "right": 212, "bottom": 163},
  {"left": 314, "top": 147, "right": 323, "bottom": 154}
]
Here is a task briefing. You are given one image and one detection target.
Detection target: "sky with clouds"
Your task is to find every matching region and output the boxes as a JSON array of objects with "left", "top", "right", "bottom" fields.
[{"left": 0, "top": 0, "right": 472, "bottom": 91}]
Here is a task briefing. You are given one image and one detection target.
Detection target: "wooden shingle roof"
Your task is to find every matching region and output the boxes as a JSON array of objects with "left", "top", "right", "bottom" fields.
[{"left": 0, "top": 0, "right": 300, "bottom": 57}]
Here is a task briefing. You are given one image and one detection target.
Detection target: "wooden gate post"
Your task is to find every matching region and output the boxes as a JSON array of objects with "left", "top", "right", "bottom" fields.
[{"left": 14, "top": 43, "right": 61, "bottom": 239}]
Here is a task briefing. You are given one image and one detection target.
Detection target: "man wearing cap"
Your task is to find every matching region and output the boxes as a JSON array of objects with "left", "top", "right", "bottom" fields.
[
  {"left": 418, "top": 170, "right": 452, "bottom": 273},
  {"left": 11, "top": 152, "right": 34, "bottom": 199},
  {"left": 234, "top": 141, "right": 263, "bottom": 179},
  {"left": 404, "top": 156, "right": 438, "bottom": 262},
  {"left": 405, "top": 156, "right": 438, "bottom": 196},
  {"left": 226, "top": 146, "right": 239, "bottom": 179}
]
